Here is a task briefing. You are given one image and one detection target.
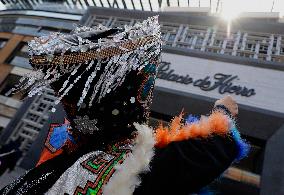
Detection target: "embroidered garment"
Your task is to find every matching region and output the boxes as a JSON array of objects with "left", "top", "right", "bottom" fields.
[
  {"left": 46, "top": 123, "right": 155, "bottom": 195},
  {"left": 45, "top": 112, "right": 248, "bottom": 195},
  {"left": 37, "top": 118, "right": 75, "bottom": 166},
  {"left": 0, "top": 112, "right": 248, "bottom": 195}
]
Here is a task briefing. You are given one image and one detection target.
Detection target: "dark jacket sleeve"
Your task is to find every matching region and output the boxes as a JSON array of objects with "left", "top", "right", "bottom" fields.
[
  {"left": 0, "top": 150, "right": 83, "bottom": 195},
  {"left": 134, "top": 132, "right": 238, "bottom": 195}
]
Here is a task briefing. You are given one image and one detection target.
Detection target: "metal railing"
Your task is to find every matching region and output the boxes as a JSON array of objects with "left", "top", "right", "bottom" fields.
[
  {"left": 84, "top": 14, "right": 284, "bottom": 63},
  {"left": 2, "top": 0, "right": 188, "bottom": 11}
]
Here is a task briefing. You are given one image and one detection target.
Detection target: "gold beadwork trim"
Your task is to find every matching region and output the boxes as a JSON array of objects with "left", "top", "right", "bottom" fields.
[{"left": 30, "top": 36, "right": 157, "bottom": 67}]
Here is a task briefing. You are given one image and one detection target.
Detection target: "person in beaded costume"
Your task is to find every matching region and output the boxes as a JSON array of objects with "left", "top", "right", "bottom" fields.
[{"left": 1, "top": 16, "right": 249, "bottom": 195}]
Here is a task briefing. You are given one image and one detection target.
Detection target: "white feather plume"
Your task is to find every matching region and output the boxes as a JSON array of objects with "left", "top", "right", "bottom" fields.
[{"left": 103, "top": 123, "right": 155, "bottom": 195}]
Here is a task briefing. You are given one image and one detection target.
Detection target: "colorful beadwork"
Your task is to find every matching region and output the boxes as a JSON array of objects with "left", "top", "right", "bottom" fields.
[
  {"left": 75, "top": 150, "right": 129, "bottom": 195},
  {"left": 37, "top": 119, "right": 76, "bottom": 166},
  {"left": 45, "top": 142, "right": 132, "bottom": 195},
  {"left": 185, "top": 114, "right": 199, "bottom": 124},
  {"left": 45, "top": 118, "right": 74, "bottom": 152},
  {"left": 8, "top": 16, "right": 162, "bottom": 111},
  {"left": 137, "top": 63, "right": 158, "bottom": 118},
  {"left": 230, "top": 125, "right": 250, "bottom": 161}
]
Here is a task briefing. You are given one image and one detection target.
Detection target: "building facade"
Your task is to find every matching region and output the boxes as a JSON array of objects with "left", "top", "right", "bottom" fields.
[
  {"left": 0, "top": 10, "right": 81, "bottom": 149},
  {"left": 0, "top": 5, "right": 284, "bottom": 194},
  {"left": 0, "top": 0, "right": 216, "bottom": 12}
]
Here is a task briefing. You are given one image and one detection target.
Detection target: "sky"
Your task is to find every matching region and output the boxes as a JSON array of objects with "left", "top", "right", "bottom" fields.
[
  {"left": 0, "top": 0, "right": 284, "bottom": 17},
  {"left": 177, "top": 0, "right": 284, "bottom": 17},
  {"left": 213, "top": 0, "right": 284, "bottom": 16}
]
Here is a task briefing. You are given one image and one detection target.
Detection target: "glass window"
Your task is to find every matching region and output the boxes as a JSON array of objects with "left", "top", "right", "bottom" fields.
[
  {"left": 36, "top": 103, "right": 47, "bottom": 112},
  {"left": 168, "top": 34, "right": 176, "bottom": 41},
  {"left": 0, "top": 39, "right": 7, "bottom": 49},
  {"left": 213, "top": 39, "right": 223, "bottom": 47},
  {"left": 259, "top": 45, "right": 268, "bottom": 54},
  {"left": 0, "top": 74, "right": 23, "bottom": 100},
  {"left": 38, "top": 26, "right": 60, "bottom": 35},
  {"left": 26, "top": 113, "right": 40, "bottom": 122},
  {"left": 6, "top": 43, "right": 32, "bottom": 69},
  {"left": 226, "top": 40, "right": 234, "bottom": 50},
  {"left": 39, "top": 118, "right": 46, "bottom": 125},
  {"left": 280, "top": 46, "right": 284, "bottom": 55}
]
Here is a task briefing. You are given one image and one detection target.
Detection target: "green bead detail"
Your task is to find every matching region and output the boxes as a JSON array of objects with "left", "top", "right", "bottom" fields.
[
  {"left": 87, "top": 161, "right": 103, "bottom": 170},
  {"left": 81, "top": 151, "right": 126, "bottom": 195}
]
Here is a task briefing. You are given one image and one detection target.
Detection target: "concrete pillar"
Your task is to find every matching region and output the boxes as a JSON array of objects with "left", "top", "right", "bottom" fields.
[
  {"left": 275, "top": 35, "right": 282, "bottom": 55},
  {"left": 172, "top": 25, "right": 183, "bottom": 47},
  {"left": 266, "top": 34, "right": 274, "bottom": 61},
  {"left": 220, "top": 38, "right": 228, "bottom": 54},
  {"left": 241, "top": 33, "right": 247, "bottom": 50},
  {"left": 232, "top": 31, "right": 241, "bottom": 56},
  {"left": 209, "top": 27, "right": 217, "bottom": 47},
  {"left": 180, "top": 26, "right": 188, "bottom": 42},
  {"left": 201, "top": 27, "right": 212, "bottom": 51},
  {"left": 253, "top": 42, "right": 260, "bottom": 59},
  {"left": 190, "top": 35, "right": 197, "bottom": 49},
  {"left": 260, "top": 124, "right": 284, "bottom": 195}
]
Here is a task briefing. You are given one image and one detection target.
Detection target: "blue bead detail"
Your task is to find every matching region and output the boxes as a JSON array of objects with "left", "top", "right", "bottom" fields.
[
  {"left": 198, "top": 187, "right": 215, "bottom": 195},
  {"left": 184, "top": 114, "right": 249, "bottom": 161},
  {"left": 49, "top": 124, "right": 75, "bottom": 150},
  {"left": 185, "top": 114, "right": 199, "bottom": 124},
  {"left": 141, "top": 76, "right": 154, "bottom": 101},
  {"left": 143, "top": 64, "right": 156, "bottom": 74},
  {"left": 230, "top": 124, "right": 250, "bottom": 161}
]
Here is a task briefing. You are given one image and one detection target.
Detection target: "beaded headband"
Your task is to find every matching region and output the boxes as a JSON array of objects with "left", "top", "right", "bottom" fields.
[{"left": 8, "top": 16, "right": 162, "bottom": 110}]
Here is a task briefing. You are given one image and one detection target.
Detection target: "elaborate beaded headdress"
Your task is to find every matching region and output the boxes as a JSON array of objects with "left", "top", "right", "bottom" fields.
[
  {"left": 8, "top": 16, "right": 161, "bottom": 139},
  {"left": 9, "top": 16, "right": 161, "bottom": 109}
]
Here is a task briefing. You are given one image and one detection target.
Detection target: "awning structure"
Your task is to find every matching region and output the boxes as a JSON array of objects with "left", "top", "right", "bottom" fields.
[{"left": 0, "top": 0, "right": 191, "bottom": 12}]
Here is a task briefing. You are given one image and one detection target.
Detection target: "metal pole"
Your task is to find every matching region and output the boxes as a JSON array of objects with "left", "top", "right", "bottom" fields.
[
  {"left": 271, "top": 0, "right": 275, "bottom": 12},
  {"left": 216, "top": 0, "right": 220, "bottom": 13}
]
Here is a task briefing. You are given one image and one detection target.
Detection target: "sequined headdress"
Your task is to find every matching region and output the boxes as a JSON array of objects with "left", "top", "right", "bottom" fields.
[
  {"left": 9, "top": 16, "right": 161, "bottom": 109},
  {"left": 9, "top": 16, "right": 161, "bottom": 138}
]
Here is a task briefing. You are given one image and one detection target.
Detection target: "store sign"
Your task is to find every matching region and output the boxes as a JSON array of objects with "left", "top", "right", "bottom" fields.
[
  {"left": 155, "top": 52, "right": 284, "bottom": 113},
  {"left": 157, "top": 61, "right": 256, "bottom": 97}
]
